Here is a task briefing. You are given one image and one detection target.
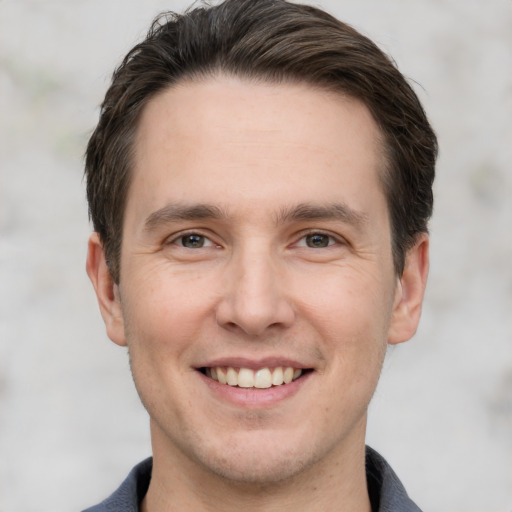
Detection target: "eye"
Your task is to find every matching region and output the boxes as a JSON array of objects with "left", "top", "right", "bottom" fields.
[
  {"left": 297, "top": 232, "right": 337, "bottom": 248},
  {"left": 175, "top": 233, "right": 215, "bottom": 248}
]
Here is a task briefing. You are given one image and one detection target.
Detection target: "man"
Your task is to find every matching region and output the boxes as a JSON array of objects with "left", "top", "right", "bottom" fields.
[{"left": 83, "top": 0, "right": 437, "bottom": 510}]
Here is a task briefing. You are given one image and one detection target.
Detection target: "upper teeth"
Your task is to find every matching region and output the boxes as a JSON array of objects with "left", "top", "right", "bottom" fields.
[{"left": 206, "top": 366, "right": 302, "bottom": 388}]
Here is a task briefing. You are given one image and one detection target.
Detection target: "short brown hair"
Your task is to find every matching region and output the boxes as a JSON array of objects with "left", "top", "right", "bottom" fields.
[{"left": 85, "top": 0, "right": 437, "bottom": 283}]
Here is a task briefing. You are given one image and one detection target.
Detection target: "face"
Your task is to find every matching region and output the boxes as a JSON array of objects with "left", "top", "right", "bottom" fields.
[{"left": 88, "top": 75, "right": 428, "bottom": 485}]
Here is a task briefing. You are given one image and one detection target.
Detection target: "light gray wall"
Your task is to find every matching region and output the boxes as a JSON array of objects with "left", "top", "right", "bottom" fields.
[{"left": 1, "top": 1, "right": 511, "bottom": 511}]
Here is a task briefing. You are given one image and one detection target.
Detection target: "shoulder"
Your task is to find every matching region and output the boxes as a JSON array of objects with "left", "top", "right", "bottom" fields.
[
  {"left": 366, "top": 446, "right": 423, "bottom": 512},
  {"left": 81, "top": 457, "right": 153, "bottom": 512}
]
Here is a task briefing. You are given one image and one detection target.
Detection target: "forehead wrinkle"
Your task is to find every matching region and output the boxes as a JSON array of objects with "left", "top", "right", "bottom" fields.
[
  {"left": 143, "top": 203, "right": 229, "bottom": 233},
  {"left": 274, "top": 202, "right": 369, "bottom": 227}
]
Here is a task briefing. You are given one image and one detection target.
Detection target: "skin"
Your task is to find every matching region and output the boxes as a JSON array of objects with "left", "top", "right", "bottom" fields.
[{"left": 87, "top": 75, "right": 429, "bottom": 512}]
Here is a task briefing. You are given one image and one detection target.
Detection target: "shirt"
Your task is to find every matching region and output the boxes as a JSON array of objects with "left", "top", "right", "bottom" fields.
[{"left": 82, "top": 446, "right": 422, "bottom": 512}]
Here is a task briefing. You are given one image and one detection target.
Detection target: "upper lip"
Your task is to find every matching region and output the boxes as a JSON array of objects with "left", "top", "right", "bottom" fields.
[{"left": 195, "top": 356, "right": 313, "bottom": 370}]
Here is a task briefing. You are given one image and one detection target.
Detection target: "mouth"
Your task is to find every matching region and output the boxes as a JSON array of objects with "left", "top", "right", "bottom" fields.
[{"left": 199, "top": 366, "right": 310, "bottom": 389}]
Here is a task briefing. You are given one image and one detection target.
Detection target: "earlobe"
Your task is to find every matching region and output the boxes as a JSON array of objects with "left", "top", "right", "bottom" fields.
[
  {"left": 86, "top": 233, "right": 127, "bottom": 347},
  {"left": 388, "top": 234, "right": 429, "bottom": 345}
]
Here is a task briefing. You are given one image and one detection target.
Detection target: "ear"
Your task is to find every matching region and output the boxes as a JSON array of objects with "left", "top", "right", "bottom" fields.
[
  {"left": 388, "top": 233, "right": 429, "bottom": 345},
  {"left": 86, "top": 232, "right": 127, "bottom": 346}
]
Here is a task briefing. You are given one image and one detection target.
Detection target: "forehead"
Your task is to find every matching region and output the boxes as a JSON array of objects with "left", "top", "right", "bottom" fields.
[{"left": 127, "top": 76, "right": 387, "bottom": 226}]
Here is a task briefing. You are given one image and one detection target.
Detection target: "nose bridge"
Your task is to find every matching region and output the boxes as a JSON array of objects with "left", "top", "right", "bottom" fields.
[
  {"left": 238, "top": 245, "right": 276, "bottom": 304},
  {"left": 216, "top": 241, "right": 294, "bottom": 335}
]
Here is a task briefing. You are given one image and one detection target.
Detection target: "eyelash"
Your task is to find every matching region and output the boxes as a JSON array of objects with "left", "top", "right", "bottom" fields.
[
  {"left": 167, "top": 231, "right": 218, "bottom": 249},
  {"left": 295, "top": 231, "right": 342, "bottom": 249}
]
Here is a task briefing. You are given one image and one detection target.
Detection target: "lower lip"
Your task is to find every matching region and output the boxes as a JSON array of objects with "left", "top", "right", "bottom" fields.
[{"left": 198, "top": 371, "right": 311, "bottom": 408}]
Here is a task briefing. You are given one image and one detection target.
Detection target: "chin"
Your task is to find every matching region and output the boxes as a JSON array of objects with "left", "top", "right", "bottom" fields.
[
  {"left": 201, "top": 448, "right": 313, "bottom": 485},
  {"left": 187, "top": 429, "right": 325, "bottom": 486}
]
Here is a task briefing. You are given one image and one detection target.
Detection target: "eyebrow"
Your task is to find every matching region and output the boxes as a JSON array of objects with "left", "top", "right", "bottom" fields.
[
  {"left": 143, "top": 201, "right": 368, "bottom": 233},
  {"left": 276, "top": 202, "right": 368, "bottom": 227},
  {"left": 143, "top": 203, "right": 228, "bottom": 233}
]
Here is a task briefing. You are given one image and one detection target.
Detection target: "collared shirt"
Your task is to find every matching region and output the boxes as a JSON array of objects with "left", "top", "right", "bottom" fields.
[{"left": 82, "top": 446, "right": 422, "bottom": 512}]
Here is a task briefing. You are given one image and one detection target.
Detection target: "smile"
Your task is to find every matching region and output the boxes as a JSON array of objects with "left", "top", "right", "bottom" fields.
[{"left": 202, "top": 366, "right": 305, "bottom": 388}]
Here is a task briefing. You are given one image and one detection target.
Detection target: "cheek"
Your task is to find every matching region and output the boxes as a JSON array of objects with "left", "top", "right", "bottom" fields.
[
  {"left": 123, "top": 262, "right": 218, "bottom": 330},
  {"left": 120, "top": 283, "right": 196, "bottom": 367},
  {"left": 293, "top": 266, "right": 392, "bottom": 382},
  {"left": 120, "top": 284, "right": 202, "bottom": 415},
  {"left": 119, "top": 267, "right": 226, "bottom": 402},
  {"left": 295, "top": 264, "right": 395, "bottom": 332}
]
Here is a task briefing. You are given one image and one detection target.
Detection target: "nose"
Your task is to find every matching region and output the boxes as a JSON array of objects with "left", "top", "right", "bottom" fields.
[{"left": 215, "top": 247, "right": 295, "bottom": 336}]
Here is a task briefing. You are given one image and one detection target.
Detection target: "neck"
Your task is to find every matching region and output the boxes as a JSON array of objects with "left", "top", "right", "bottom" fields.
[{"left": 142, "top": 421, "right": 371, "bottom": 512}]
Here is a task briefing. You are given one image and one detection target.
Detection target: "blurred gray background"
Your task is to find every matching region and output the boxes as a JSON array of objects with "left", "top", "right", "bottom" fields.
[{"left": 1, "top": 0, "right": 511, "bottom": 511}]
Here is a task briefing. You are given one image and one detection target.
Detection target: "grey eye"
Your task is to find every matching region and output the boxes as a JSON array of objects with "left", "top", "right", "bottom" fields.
[
  {"left": 305, "top": 233, "right": 331, "bottom": 248},
  {"left": 181, "top": 234, "right": 206, "bottom": 248}
]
